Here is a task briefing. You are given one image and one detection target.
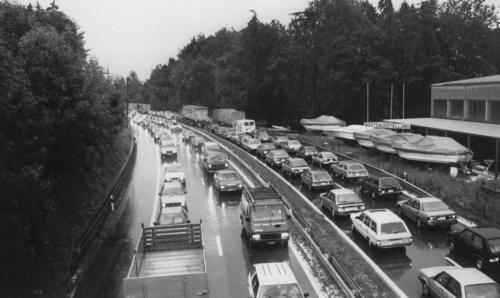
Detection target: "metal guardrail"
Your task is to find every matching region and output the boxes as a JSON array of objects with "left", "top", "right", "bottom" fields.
[{"left": 69, "top": 137, "right": 137, "bottom": 276}]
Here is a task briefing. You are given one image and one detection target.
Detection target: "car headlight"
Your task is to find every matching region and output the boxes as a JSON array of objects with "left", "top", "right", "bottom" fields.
[
  {"left": 224, "top": 163, "right": 228, "bottom": 167},
  {"left": 237, "top": 184, "right": 243, "bottom": 187},
  {"left": 220, "top": 185, "right": 225, "bottom": 189},
  {"left": 489, "top": 257, "right": 499, "bottom": 263},
  {"left": 428, "top": 216, "right": 436, "bottom": 221},
  {"left": 252, "top": 234, "right": 261, "bottom": 240},
  {"left": 281, "top": 232, "right": 289, "bottom": 239},
  {"left": 208, "top": 164, "right": 212, "bottom": 168},
  {"left": 377, "top": 241, "right": 381, "bottom": 245}
]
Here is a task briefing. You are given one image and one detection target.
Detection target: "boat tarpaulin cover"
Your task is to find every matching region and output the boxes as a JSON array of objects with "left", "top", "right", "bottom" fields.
[
  {"left": 389, "top": 133, "right": 424, "bottom": 148},
  {"left": 300, "top": 115, "right": 346, "bottom": 126},
  {"left": 334, "top": 124, "right": 369, "bottom": 133},
  {"left": 355, "top": 129, "right": 394, "bottom": 140},
  {"left": 369, "top": 130, "right": 398, "bottom": 145},
  {"left": 392, "top": 135, "right": 471, "bottom": 154}
]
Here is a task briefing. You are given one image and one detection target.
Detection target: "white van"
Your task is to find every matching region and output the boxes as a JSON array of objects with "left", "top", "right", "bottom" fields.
[
  {"left": 248, "top": 262, "right": 309, "bottom": 298},
  {"left": 233, "top": 119, "right": 256, "bottom": 134}
]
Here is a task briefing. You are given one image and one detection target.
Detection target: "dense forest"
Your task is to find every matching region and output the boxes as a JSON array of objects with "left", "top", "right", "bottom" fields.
[
  {"left": 0, "top": 1, "right": 127, "bottom": 296},
  {"left": 143, "top": 0, "right": 500, "bottom": 127}
]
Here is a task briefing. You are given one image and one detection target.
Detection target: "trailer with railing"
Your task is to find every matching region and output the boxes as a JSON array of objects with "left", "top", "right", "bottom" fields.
[{"left": 123, "top": 222, "right": 208, "bottom": 298}]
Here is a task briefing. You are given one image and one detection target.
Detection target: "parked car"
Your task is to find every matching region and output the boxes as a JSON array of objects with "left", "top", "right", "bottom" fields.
[
  {"left": 201, "top": 151, "right": 229, "bottom": 174},
  {"left": 319, "top": 188, "right": 365, "bottom": 217},
  {"left": 301, "top": 169, "right": 334, "bottom": 191},
  {"left": 255, "top": 143, "right": 276, "bottom": 159},
  {"left": 241, "top": 137, "right": 262, "bottom": 152},
  {"left": 359, "top": 175, "right": 403, "bottom": 199},
  {"left": 163, "top": 163, "right": 186, "bottom": 184},
  {"left": 265, "top": 149, "right": 290, "bottom": 168},
  {"left": 311, "top": 151, "right": 339, "bottom": 167},
  {"left": 297, "top": 146, "right": 318, "bottom": 160},
  {"left": 281, "top": 140, "right": 302, "bottom": 155},
  {"left": 331, "top": 160, "right": 369, "bottom": 180},
  {"left": 396, "top": 197, "right": 457, "bottom": 228},
  {"left": 271, "top": 135, "right": 289, "bottom": 148},
  {"left": 214, "top": 169, "right": 243, "bottom": 193},
  {"left": 448, "top": 226, "right": 500, "bottom": 270},
  {"left": 350, "top": 209, "right": 413, "bottom": 249},
  {"left": 248, "top": 262, "right": 309, "bottom": 298},
  {"left": 418, "top": 266, "right": 500, "bottom": 298},
  {"left": 281, "top": 158, "right": 310, "bottom": 177}
]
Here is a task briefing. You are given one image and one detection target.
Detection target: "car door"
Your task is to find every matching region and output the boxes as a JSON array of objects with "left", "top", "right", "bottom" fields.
[
  {"left": 354, "top": 213, "right": 366, "bottom": 236},
  {"left": 470, "top": 234, "right": 485, "bottom": 263},
  {"left": 327, "top": 192, "right": 336, "bottom": 211},
  {"left": 362, "top": 216, "right": 373, "bottom": 241},
  {"left": 429, "top": 272, "right": 452, "bottom": 298},
  {"left": 457, "top": 230, "right": 475, "bottom": 253},
  {"left": 407, "top": 200, "right": 420, "bottom": 221}
]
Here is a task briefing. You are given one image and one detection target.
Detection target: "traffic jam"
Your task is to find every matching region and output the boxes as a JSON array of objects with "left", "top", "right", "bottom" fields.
[{"left": 127, "top": 106, "right": 500, "bottom": 298}]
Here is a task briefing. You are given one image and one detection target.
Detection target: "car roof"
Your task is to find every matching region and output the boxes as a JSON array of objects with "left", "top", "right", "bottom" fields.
[
  {"left": 364, "top": 209, "right": 402, "bottom": 222},
  {"left": 217, "top": 169, "right": 237, "bottom": 175},
  {"left": 253, "top": 262, "right": 298, "bottom": 286},
  {"left": 290, "top": 157, "right": 306, "bottom": 162},
  {"left": 341, "top": 160, "right": 361, "bottom": 165},
  {"left": 414, "top": 196, "right": 443, "bottom": 203},
  {"left": 470, "top": 226, "right": 500, "bottom": 239},
  {"left": 310, "top": 169, "right": 329, "bottom": 174},
  {"left": 444, "top": 267, "right": 496, "bottom": 285},
  {"left": 270, "top": 149, "right": 287, "bottom": 154},
  {"left": 330, "top": 188, "right": 355, "bottom": 195},
  {"left": 161, "top": 195, "right": 185, "bottom": 204}
]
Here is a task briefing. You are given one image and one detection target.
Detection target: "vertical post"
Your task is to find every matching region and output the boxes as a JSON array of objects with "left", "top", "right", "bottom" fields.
[
  {"left": 402, "top": 83, "right": 405, "bottom": 119},
  {"left": 390, "top": 83, "right": 393, "bottom": 119},
  {"left": 126, "top": 77, "right": 129, "bottom": 127},
  {"left": 495, "top": 139, "right": 499, "bottom": 191},
  {"left": 366, "top": 82, "right": 370, "bottom": 122},
  {"left": 467, "top": 135, "right": 471, "bottom": 150},
  {"left": 134, "top": 249, "right": 139, "bottom": 277}
]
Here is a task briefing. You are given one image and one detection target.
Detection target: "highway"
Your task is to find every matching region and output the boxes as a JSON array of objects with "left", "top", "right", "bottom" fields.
[{"left": 75, "top": 122, "right": 325, "bottom": 298}]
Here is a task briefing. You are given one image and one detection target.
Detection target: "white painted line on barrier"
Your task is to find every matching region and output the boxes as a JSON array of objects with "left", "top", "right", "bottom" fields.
[
  {"left": 457, "top": 216, "right": 476, "bottom": 228},
  {"left": 289, "top": 239, "right": 326, "bottom": 298},
  {"left": 445, "top": 257, "right": 462, "bottom": 268},
  {"left": 200, "top": 177, "right": 206, "bottom": 186},
  {"left": 216, "top": 235, "right": 223, "bottom": 256},
  {"left": 150, "top": 145, "right": 162, "bottom": 227},
  {"left": 228, "top": 160, "right": 255, "bottom": 188}
]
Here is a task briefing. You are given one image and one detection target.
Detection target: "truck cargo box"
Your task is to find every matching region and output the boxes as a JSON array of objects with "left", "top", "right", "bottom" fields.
[
  {"left": 212, "top": 108, "right": 245, "bottom": 126},
  {"left": 182, "top": 105, "right": 210, "bottom": 123}
]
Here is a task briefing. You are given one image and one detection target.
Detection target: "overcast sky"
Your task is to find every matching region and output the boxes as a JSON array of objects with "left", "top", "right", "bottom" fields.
[{"left": 14, "top": 0, "right": 500, "bottom": 80}]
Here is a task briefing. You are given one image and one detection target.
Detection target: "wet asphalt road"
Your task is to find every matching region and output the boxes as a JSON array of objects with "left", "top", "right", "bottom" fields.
[{"left": 74, "top": 124, "right": 319, "bottom": 298}]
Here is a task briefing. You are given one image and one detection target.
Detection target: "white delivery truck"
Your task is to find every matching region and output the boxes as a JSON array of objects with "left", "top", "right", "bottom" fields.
[{"left": 233, "top": 119, "right": 256, "bottom": 135}]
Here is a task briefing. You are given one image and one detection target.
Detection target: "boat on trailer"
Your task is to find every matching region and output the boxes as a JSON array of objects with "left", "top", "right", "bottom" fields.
[
  {"left": 300, "top": 115, "right": 346, "bottom": 133},
  {"left": 330, "top": 125, "right": 370, "bottom": 141},
  {"left": 354, "top": 129, "right": 394, "bottom": 148}
]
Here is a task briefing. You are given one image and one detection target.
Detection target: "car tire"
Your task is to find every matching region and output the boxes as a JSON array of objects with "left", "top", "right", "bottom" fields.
[
  {"left": 417, "top": 218, "right": 423, "bottom": 228},
  {"left": 449, "top": 240, "right": 455, "bottom": 251},
  {"left": 371, "top": 192, "right": 377, "bottom": 200},
  {"left": 422, "top": 281, "right": 430, "bottom": 296},
  {"left": 475, "top": 258, "right": 484, "bottom": 270}
]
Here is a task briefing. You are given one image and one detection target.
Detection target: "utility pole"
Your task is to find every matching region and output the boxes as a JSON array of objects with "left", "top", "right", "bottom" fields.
[
  {"left": 366, "top": 82, "right": 370, "bottom": 122},
  {"left": 402, "top": 83, "right": 405, "bottom": 119},
  {"left": 390, "top": 83, "right": 393, "bottom": 119}
]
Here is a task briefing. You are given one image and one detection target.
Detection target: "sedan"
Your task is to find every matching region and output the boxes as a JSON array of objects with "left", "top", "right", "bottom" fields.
[
  {"left": 255, "top": 143, "right": 276, "bottom": 159},
  {"left": 311, "top": 151, "right": 338, "bottom": 167},
  {"left": 418, "top": 266, "right": 500, "bottom": 298},
  {"left": 396, "top": 197, "right": 457, "bottom": 228},
  {"left": 214, "top": 169, "right": 243, "bottom": 193}
]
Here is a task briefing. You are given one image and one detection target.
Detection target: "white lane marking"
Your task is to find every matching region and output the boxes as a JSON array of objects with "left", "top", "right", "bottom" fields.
[
  {"left": 216, "top": 235, "right": 223, "bottom": 256},
  {"left": 289, "top": 239, "right": 326, "bottom": 298},
  {"left": 228, "top": 160, "right": 255, "bottom": 188},
  {"left": 150, "top": 144, "right": 162, "bottom": 226},
  {"left": 200, "top": 177, "right": 206, "bottom": 186}
]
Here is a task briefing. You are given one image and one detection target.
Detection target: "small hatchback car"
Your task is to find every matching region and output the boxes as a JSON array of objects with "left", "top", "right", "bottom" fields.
[
  {"left": 319, "top": 188, "right": 365, "bottom": 217},
  {"left": 311, "top": 151, "right": 338, "bottom": 167},
  {"left": 213, "top": 169, "right": 243, "bottom": 193},
  {"left": 331, "top": 160, "right": 369, "bottom": 180},
  {"left": 297, "top": 146, "right": 318, "bottom": 160},
  {"left": 281, "top": 158, "right": 310, "bottom": 177}
]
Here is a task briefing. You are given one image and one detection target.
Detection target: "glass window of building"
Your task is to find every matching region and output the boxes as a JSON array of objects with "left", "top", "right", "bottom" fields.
[
  {"left": 489, "top": 101, "right": 500, "bottom": 124},
  {"left": 449, "top": 100, "right": 464, "bottom": 119},
  {"left": 466, "top": 100, "right": 486, "bottom": 122},
  {"left": 433, "top": 99, "right": 447, "bottom": 118}
]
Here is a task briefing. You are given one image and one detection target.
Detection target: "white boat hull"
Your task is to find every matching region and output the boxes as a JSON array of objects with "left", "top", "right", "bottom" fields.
[
  {"left": 335, "top": 131, "right": 356, "bottom": 141},
  {"left": 396, "top": 150, "right": 472, "bottom": 164},
  {"left": 374, "top": 144, "right": 397, "bottom": 154},
  {"left": 356, "top": 139, "right": 375, "bottom": 148},
  {"left": 302, "top": 124, "right": 346, "bottom": 132}
]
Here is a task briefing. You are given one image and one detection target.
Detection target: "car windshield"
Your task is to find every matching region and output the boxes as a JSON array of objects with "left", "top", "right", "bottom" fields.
[
  {"left": 292, "top": 159, "right": 308, "bottom": 167},
  {"left": 489, "top": 238, "right": 500, "bottom": 253},
  {"left": 208, "top": 153, "right": 227, "bottom": 162},
  {"left": 289, "top": 141, "right": 301, "bottom": 146},
  {"left": 162, "top": 142, "right": 175, "bottom": 147},
  {"left": 250, "top": 139, "right": 261, "bottom": 145},
  {"left": 323, "top": 152, "right": 336, "bottom": 159},
  {"left": 205, "top": 143, "right": 220, "bottom": 150},
  {"left": 337, "top": 193, "right": 362, "bottom": 204},
  {"left": 380, "top": 222, "right": 407, "bottom": 234},
  {"left": 313, "top": 171, "right": 331, "bottom": 181},
  {"left": 348, "top": 164, "right": 365, "bottom": 170},
  {"left": 253, "top": 205, "right": 286, "bottom": 221},
  {"left": 422, "top": 201, "right": 449, "bottom": 212},
  {"left": 257, "top": 131, "right": 268, "bottom": 137},
  {"left": 259, "top": 284, "right": 303, "bottom": 298},
  {"left": 164, "top": 202, "right": 182, "bottom": 207},
  {"left": 465, "top": 283, "right": 500, "bottom": 298},
  {"left": 161, "top": 184, "right": 184, "bottom": 195},
  {"left": 220, "top": 172, "right": 239, "bottom": 180},
  {"left": 277, "top": 137, "right": 289, "bottom": 142},
  {"left": 380, "top": 177, "right": 400, "bottom": 188}
]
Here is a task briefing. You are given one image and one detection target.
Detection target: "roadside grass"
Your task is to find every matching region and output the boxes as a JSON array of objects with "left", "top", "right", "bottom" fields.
[{"left": 303, "top": 135, "right": 500, "bottom": 227}]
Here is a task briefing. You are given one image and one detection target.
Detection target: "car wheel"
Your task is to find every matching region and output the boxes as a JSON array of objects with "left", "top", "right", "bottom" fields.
[
  {"left": 476, "top": 258, "right": 484, "bottom": 270},
  {"left": 422, "top": 281, "right": 430, "bottom": 296},
  {"left": 449, "top": 240, "right": 455, "bottom": 251},
  {"left": 416, "top": 218, "right": 423, "bottom": 228},
  {"left": 371, "top": 192, "right": 376, "bottom": 200}
]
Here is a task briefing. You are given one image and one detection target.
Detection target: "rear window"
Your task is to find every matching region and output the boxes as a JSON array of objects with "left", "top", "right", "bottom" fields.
[
  {"left": 249, "top": 139, "right": 260, "bottom": 145},
  {"left": 337, "top": 193, "right": 362, "bottom": 204},
  {"left": 380, "top": 177, "right": 401, "bottom": 188},
  {"left": 422, "top": 201, "right": 449, "bottom": 212},
  {"left": 208, "top": 153, "right": 227, "bottom": 162},
  {"left": 313, "top": 171, "right": 331, "bottom": 181},
  {"left": 261, "top": 144, "right": 275, "bottom": 150},
  {"left": 489, "top": 238, "right": 500, "bottom": 253},
  {"left": 220, "top": 172, "right": 239, "bottom": 180},
  {"left": 380, "top": 222, "right": 407, "bottom": 234},
  {"left": 323, "top": 152, "right": 336, "bottom": 159},
  {"left": 348, "top": 164, "right": 365, "bottom": 170},
  {"left": 273, "top": 150, "right": 288, "bottom": 157},
  {"left": 291, "top": 159, "right": 308, "bottom": 167},
  {"left": 289, "top": 140, "right": 301, "bottom": 146},
  {"left": 465, "top": 283, "right": 500, "bottom": 298},
  {"left": 166, "top": 165, "right": 183, "bottom": 172}
]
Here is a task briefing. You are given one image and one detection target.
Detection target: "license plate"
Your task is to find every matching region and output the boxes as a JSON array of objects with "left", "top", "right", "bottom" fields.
[
  {"left": 388, "top": 190, "right": 393, "bottom": 193},
  {"left": 438, "top": 217, "right": 446, "bottom": 220}
]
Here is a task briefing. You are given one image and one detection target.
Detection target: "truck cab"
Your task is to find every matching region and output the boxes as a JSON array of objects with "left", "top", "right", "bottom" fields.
[
  {"left": 233, "top": 119, "right": 256, "bottom": 134},
  {"left": 248, "top": 262, "right": 309, "bottom": 298},
  {"left": 240, "top": 187, "right": 291, "bottom": 247}
]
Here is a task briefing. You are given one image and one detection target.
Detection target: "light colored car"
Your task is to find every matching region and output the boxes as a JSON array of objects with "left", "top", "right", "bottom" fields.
[
  {"left": 319, "top": 188, "right": 365, "bottom": 217},
  {"left": 396, "top": 197, "right": 457, "bottom": 228},
  {"left": 248, "top": 262, "right": 309, "bottom": 298},
  {"left": 265, "top": 149, "right": 290, "bottom": 168},
  {"left": 281, "top": 158, "right": 310, "bottom": 177},
  {"left": 311, "top": 151, "right": 338, "bottom": 167},
  {"left": 281, "top": 140, "right": 302, "bottom": 155},
  {"left": 331, "top": 160, "right": 369, "bottom": 180},
  {"left": 418, "top": 266, "right": 500, "bottom": 298},
  {"left": 242, "top": 137, "right": 262, "bottom": 152},
  {"left": 163, "top": 163, "right": 186, "bottom": 184},
  {"left": 201, "top": 141, "right": 222, "bottom": 155},
  {"left": 255, "top": 143, "right": 276, "bottom": 159},
  {"left": 350, "top": 209, "right": 412, "bottom": 249},
  {"left": 301, "top": 169, "right": 334, "bottom": 191}
]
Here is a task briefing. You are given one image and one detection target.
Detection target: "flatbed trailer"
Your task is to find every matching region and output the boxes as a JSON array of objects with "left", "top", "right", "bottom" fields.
[{"left": 123, "top": 222, "right": 208, "bottom": 298}]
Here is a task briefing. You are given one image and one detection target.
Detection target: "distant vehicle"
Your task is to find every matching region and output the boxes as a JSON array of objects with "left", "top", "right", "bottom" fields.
[
  {"left": 182, "top": 130, "right": 196, "bottom": 142},
  {"left": 201, "top": 141, "right": 222, "bottom": 156},
  {"left": 311, "top": 151, "right": 338, "bottom": 167},
  {"left": 222, "top": 128, "right": 236, "bottom": 140},
  {"left": 169, "top": 123, "right": 182, "bottom": 133},
  {"left": 281, "top": 140, "right": 302, "bottom": 155},
  {"left": 265, "top": 149, "right": 290, "bottom": 168},
  {"left": 281, "top": 158, "right": 309, "bottom": 177},
  {"left": 160, "top": 141, "right": 177, "bottom": 160},
  {"left": 297, "top": 146, "right": 318, "bottom": 160},
  {"left": 153, "top": 129, "right": 162, "bottom": 143},
  {"left": 319, "top": 188, "right": 365, "bottom": 217},
  {"left": 233, "top": 119, "right": 256, "bottom": 134},
  {"left": 253, "top": 129, "right": 271, "bottom": 143},
  {"left": 214, "top": 126, "right": 227, "bottom": 136},
  {"left": 181, "top": 105, "right": 210, "bottom": 124},
  {"left": 213, "top": 169, "right": 243, "bottom": 193},
  {"left": 212, "top": 108, "right": 245, "bottom": 127},
  {"left": 207, "top": 123, "right": 219, "bottom": 133},
  {"left": 190, "top": 136, "right": 206, "bottom": 151},
  {"left": 448, "top": 226, "right": 500, "bottom": 270},
  {"left": 236, "top": 133, "right": 250, "bottom": 146},
  {"left": 201, "top": 151, "right": 229, "bottom": 174},
  {"left": 240, "top": 187, "right": 291, "bottom": 246},
  {"left": 396, "top": 197, "right": 457, "bottom": 228},
  {"left": 163, "top": 163, "right": 186, "bottom": 184},
  {"left": 123, "top": 223, "right": 208, "bottom": 298},
  {"left": 359, "top": 175, "right": 402, "bottom": 199},
  {"left": 418, "top": 266, "right": 500, "bottom": 298},
  {"left": 242, "top": 137, "right": 261, "bottom": 152},
  {"left": 350, "top": 209, "right": 412, "bottom": 249},
  {"left": 255, "top": 143, "right": 276, "bottom": 159},
  {"left": 248, "top": 262, "right": 309, "bottom": 298},
  {"left": 331, "top": 160, "right": 369, "bottom": 180},
  {"left": 301, "top": 169, "right": 334, "bottom": 191},
  {"left": 271, "top": 135, "right": 289, "bottom": 148}
]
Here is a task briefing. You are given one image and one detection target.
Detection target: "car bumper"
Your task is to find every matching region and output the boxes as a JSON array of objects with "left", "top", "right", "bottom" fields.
[
  {"left": 217, "top": 184, "right": 243, "bottom": 192},
  {"left": 311, "top": 183, "right": 335, "bottom": 190},
  {"left": 335, "top": 207, "right": 365, "bottom": 215},
  {"left": 426, "top": 218, "right": 458, "bottom": 226},
  {"left": 251, "top": 232, "right": 289, "bottom": 244},
  {"left": 377, "top": 239, "right": 413, "bottom": 249}
]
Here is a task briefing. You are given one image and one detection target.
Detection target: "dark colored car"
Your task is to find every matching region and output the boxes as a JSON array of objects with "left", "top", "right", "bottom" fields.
[
  {"left": 359, "top": 175, "right": 403, "bottom": 199},
  {"left": 255, "top": 143, "right": 276, "bottom": 159},
  {"left": 190, "top": 137, "right": 206, "bottom": 151},
  {"left": 213, "top": 169, "right": 243, "bottom": 193},
  {"left": 448, "top": 226, "right": 500, "bottom": 270},
  {"left": 301, "top": 169, "right": 334, "bottom": 191},
  {"left": 281, "top": 158, "right": 310, "bottom": 177},
  {"left": 396, "top": 197, "right": 457, "bottom": 228},
  {"left": 297, "top": 146, "right": 318, "bottom": 160},
  {"left": 201, "top": 151, "right": 229, "bottom": 174},
  {"left": 311, "top": 151, "right": 338, "bottom": 167}
]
